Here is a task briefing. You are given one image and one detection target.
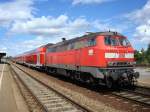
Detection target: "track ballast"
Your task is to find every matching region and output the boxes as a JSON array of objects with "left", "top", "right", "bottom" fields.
[{"left": 10, "top": 64, "right": 92, "bottom": 112}]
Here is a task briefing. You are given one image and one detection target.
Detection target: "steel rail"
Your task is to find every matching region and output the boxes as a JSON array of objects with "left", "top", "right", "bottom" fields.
[{"left": 112, "top": 87, "right": 150, "bottom": 107}]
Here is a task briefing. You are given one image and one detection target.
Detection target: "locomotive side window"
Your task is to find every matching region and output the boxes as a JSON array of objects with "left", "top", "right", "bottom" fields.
[
  {"left": 57, "top": 46, "right": 63, "bottom": 52},
  {"left": 74, "top": 40, "right": 87, "bottom": 49},
  {"left": 68, "top": 43, "right": 74, "bottom": 50},
  {"left": 60, "top": 44, "right": 68, "bottom": 51},
  {"left": 88, "top": 38, "right": 96, "bottom": 46},
  {"left": 47, "top": 47, "right": 56, "bottom": 52},
  {"left": 47, "top": 47, "right": 51, "bottom": 52},
  {"left": 74, "top": 41, "right": 80, "bottom": 49}
]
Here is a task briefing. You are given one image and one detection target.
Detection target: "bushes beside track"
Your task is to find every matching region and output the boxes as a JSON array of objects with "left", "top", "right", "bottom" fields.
[{"left": 135, "top": 43, "right": 150, "bottom": 66}]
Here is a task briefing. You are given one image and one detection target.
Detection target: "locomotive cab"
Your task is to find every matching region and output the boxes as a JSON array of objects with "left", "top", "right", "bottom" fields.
[
  {"left": 104, "top": 35, "right": 135, "bottom": 66},
  {"left": 97, "top": 33, "right": 139, "bottom": 88}
]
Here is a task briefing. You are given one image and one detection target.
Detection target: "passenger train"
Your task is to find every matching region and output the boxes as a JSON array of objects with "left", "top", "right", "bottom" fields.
[{"left": 13, "top": 32, "right": 139, "bottom": 88}]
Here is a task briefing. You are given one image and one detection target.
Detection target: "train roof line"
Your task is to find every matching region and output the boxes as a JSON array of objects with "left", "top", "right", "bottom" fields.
[
  {"left": 46, "top": 31, "right": 124, "bottom": 48},
  {"left": 14, "top": 31, "right": 124, "bottom": 56}
]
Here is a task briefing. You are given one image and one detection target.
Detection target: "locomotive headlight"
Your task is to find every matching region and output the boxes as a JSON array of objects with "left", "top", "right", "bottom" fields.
[
  {"left": 129, "top": 62, "right": 133, "bottom": 65},
  {"left": 129, "top": 62, "right": 136, "bottom": 65},
  {"left": 108, "top": 62, "right": 113, "bottom": 66},
  {"left": 133, "top": 62, "right": 136, "bottom": 65},
  {"left": 108, "top": 62, "right": 118, "bottom": 66}
]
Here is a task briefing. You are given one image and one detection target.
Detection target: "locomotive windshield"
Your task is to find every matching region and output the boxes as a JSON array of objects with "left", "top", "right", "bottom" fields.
[
  {"left": 104, "top": 36, "right": 118, "bottom": 46},
  {"left": 119, "top": 37, "right": 130, "bottom": 46},
  {"left": 105, "top": 36, "right": 130, "bottom": 46}
]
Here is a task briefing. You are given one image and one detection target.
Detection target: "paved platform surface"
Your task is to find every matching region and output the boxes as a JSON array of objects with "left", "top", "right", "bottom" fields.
[
  {"left": 135, "top": 67, "right": 150, "bottom": 87},
  {"left": 0, "top": 64, "right": 29, "bottom": 112}
]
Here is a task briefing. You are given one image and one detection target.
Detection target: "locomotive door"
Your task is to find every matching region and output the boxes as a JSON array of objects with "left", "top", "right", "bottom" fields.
[{"left": 75, "top": 49, "right": 81, "bottom": 69}]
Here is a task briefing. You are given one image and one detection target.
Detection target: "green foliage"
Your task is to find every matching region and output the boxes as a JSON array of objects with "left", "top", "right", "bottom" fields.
[{"left": 134, "top": 43, "right": 150, "bottom": 65}]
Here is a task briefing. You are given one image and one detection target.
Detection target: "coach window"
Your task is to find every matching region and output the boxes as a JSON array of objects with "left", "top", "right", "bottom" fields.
[{"left": 88, "top": 38, "right": 96, "bottom": 46}]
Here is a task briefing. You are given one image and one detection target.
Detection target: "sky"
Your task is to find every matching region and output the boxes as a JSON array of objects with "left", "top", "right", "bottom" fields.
[{"left": 0, "top": 0, "right": 150, "bottom": 56}]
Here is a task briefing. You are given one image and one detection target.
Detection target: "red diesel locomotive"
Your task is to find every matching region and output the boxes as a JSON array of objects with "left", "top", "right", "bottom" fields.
[{"left": 14, "top": 32, "right": 139, "bottom": 88}]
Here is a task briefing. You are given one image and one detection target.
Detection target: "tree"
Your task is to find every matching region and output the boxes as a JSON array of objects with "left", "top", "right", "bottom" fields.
[
  {"left": 146, "top": 43, "right": 150, "bottom": 63},
  {"left": 134, "top": 50, "right": 143, "bottom": 64},
  {"left": 134, "top": 46, "right": 150, "bottom": 65}
]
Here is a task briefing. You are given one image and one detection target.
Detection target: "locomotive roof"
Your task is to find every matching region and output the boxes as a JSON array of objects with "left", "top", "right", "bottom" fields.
[
  {"left": 14, "top": 31, "right": 124, "bottom": 57},
  {"left": 46, "top": 31, "right": 124, "bottom": 48},
  {"left": 42, "top": 43, "right": 54, "bottom": 47}
]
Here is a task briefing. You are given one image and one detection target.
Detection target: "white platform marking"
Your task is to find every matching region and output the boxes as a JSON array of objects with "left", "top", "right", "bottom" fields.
[{"left": 0, "top": 64, "right": 5, "bottom": 91}]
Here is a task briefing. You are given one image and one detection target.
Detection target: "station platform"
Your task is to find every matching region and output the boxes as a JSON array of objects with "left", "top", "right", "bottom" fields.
[
  {"left": 136, "top": 67, "right": 150, "bottom": 87},
  {"left": 0, "top": 64, "right": 29, "bottom": 112}
]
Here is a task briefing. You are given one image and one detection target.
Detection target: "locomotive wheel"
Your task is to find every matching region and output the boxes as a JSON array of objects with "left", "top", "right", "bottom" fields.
[{"left": 106, "top": 78, "right": 113, "bottom": 89}]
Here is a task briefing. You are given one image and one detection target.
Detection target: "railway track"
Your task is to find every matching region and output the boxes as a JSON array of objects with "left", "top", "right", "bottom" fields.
[
  {"left": 11, "top": 63, "right": 150, "bottom": 111},
  {"left": 10, "top": 67, "right": 45, "bottom": 112},
  {"left": 10, "top": 64, "right": 92, "bottom": 112},
  {"left": 112, "top": 86, "right": 150, "bottom": 107}
]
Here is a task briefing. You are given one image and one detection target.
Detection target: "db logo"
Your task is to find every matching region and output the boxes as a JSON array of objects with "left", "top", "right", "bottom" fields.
[{"left": 119, "top": 53, "right": 125, "bottom": 58}]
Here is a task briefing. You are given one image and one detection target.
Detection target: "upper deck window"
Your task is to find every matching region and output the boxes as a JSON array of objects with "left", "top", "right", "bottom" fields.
[
  {"left": 119, "top": 38, "right": 130, "bottom": 46},
  {"left": 104, "top": 36, "right": 118, "bottom": 46}
]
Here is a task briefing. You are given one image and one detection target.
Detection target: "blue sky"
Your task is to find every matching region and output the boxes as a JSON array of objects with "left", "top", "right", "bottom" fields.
[{"left": 0, "top": 0, "right": 150, "bottom": 56}]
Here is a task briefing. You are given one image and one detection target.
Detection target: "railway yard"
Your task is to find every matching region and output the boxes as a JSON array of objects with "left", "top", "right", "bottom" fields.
[{"left": 0, "top": 62, "right": 149, "bottom": 112}]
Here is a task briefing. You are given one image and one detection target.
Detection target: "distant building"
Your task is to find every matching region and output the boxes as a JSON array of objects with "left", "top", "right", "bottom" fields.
[{"left": 0, "top": 53, "right": 6, "bottom": 63}]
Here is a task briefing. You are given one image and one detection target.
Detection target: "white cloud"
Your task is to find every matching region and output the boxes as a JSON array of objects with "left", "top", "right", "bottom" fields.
[
  {"left": 72, "top": 0, "right": 114, "bottom": 5},
  {"left": 127, "top": 0, "right": 150, "bottom": 44},
  {"left": 20, "top": 36, "right": 48, "bottom": 51},
  {"left": 0, "top": 46, "right": 7, "bottom": 53},
  {"left": 10, "top": 15, "right": 91, "bottom": 37},
  {"left": 5, "top": 15, "right": 91, "bottom": 56},
  {"left": 127, "top": 0, "right": 150, "bottom": 24},
  {"left": 134, "top": 24, "right": 150, "bottom": 43},
  {"left": 1, "top": 36, "right": 47, "bottom": 56},
  {"left": 0, "top": 0, "right": 34, "bottom": 26},
  {"left": 93, "top": 20, "right": 123, "bottom": 32}
]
